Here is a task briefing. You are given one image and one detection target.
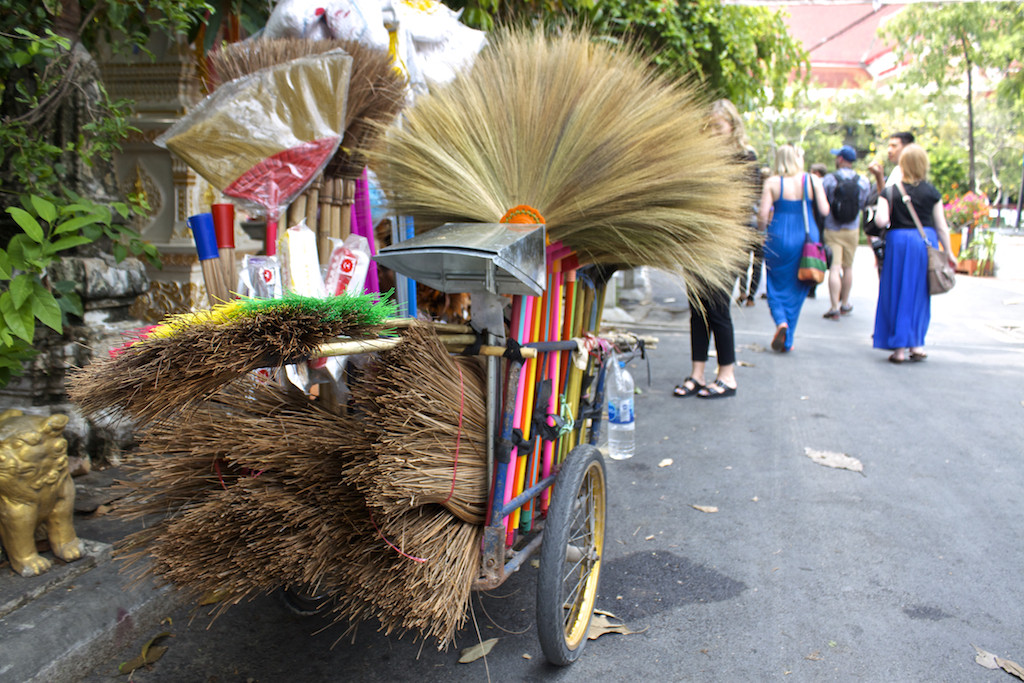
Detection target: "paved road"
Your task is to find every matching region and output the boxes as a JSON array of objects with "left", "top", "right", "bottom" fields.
[{"left": 81, "top": 246, "right": 1024, "bottom": 682}]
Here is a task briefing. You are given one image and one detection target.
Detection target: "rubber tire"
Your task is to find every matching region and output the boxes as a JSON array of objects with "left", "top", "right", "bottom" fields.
[
  {"left": 536, "top": 444, "right": 607, "bottom": 666},
  {"left": 279, "top": 586, "right": 331, "bottom": 616}
]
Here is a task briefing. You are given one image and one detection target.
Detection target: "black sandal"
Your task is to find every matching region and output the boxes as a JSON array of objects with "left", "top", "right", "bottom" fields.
[
  {"left": 673, "top": 377, "right": 705, "bottom": 397},
  {"left": 697, "top": 379, "right": 737, "bottom": 399}
]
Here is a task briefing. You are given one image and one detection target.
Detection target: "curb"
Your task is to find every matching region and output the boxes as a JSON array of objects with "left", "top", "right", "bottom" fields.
[{"left": 1, "top": 543, "right": 186, "bottom": 683}]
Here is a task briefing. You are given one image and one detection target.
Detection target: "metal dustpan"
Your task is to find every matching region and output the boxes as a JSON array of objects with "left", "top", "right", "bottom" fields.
[{"left": 374, "top": 222, "right": 546, "bottom": 296}]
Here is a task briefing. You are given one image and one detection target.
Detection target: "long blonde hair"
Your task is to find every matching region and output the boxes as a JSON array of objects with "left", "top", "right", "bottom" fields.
[
  {"left": 709, "top": 99, "right": 752, "bottom": 155},
  {"left": 773, "top": 144, "right": 804, "bottom": 176},
  {"left": 899, "top": 143, "right": 930, "bottom": 184}
]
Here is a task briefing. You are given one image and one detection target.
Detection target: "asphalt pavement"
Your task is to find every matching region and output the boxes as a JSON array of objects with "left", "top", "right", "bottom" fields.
[{"left": 4, "top": 244, "right": 1024, "bottom": 682}]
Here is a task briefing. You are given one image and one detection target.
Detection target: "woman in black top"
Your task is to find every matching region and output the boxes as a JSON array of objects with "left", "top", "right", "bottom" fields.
[
  {"left": 673, "top": 99, "right": 755, "bottom": 399},
  {"left": 871, "top": 144, "right": 956, "bottom": 363}
]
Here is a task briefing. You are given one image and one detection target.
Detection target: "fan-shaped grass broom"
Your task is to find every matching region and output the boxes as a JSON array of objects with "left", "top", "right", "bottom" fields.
[{"left": 369, "top": 26, "right": 756, "bottom": 300}]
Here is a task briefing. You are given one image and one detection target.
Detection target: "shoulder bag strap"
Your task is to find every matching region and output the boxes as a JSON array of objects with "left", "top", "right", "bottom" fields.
[
  {"left": 895, "top": 183, "right": 928, "bottom": 243},
  {"left": 802, "top": 174, "right": 811, "bottom": 238}
]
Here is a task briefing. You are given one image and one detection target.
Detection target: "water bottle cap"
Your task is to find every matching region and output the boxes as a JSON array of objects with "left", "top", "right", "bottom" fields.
[{"left": 618, "top": 360, "right": 626, "bottom": 368}]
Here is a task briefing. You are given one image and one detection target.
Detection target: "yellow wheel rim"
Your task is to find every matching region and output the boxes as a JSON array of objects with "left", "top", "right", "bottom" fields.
[{"left": 562, "top": 459, "right": 607, "bottom": 649}]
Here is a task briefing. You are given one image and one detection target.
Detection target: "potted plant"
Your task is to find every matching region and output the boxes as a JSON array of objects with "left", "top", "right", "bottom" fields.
[
  {"left": 975, "top": 229, "right": 997, "bottom": 277},
  {"left": 944, "top": 190, "right": 991, "bottom": 245},
  {"left": 956, "top": 240, "right": 979, "bottom": 276}
]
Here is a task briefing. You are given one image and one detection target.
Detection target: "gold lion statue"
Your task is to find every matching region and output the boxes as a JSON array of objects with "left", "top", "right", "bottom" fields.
[{"left": 0, "top": 410, "right": 83, "bottom": 577}]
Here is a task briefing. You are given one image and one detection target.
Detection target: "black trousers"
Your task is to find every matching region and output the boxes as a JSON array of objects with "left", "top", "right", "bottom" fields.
[{"left": 689, "top": 286, "right": 736, "bottom": 366}]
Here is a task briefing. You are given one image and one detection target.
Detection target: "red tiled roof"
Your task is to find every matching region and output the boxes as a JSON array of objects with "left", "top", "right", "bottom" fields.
[{"left": 765, "top": 3, "right": 906, "bottom": 85}]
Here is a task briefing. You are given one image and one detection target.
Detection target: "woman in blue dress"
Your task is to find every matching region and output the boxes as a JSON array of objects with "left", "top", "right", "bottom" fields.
[
  {"left": 871, "top": 144, "right": 956, "bottom": 363},
  {"left": 757, "top": 145, "right": 831, "bottom": 352}
]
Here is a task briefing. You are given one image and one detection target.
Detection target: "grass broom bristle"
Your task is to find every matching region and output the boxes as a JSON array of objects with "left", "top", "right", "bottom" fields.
[
  {"left": 347, "top": 325, "right": 489, "bottom": 523},
  {"left": 369, "top": 26, "right": 756, "bottom": 299},
  {"left": 113, "top": 352, "right": 485, "bottom": 648},
  {"left": 68, "top": 294, "right": 395, "bottom": 425}
]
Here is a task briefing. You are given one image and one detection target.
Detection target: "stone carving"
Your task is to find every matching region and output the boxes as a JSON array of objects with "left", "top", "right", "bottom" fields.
[
  {"left": 0, "top": 411, "right": 83, "bottom": 577},
  {"left": 129, "top": 280, "right": 206, "bottom": 323}
]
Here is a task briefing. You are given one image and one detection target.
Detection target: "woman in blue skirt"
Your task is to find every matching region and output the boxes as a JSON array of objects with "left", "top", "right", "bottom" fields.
[
  {"left": 871, "top": 144, "right": 956, "bottom": 363},
  {"left": 757, "top": 145, "right": 831, "bottom": 352}
]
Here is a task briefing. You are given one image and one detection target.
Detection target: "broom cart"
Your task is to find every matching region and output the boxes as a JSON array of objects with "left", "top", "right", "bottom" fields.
[{"left": 374, "top": 221, "right": 619, "bottom": 665}]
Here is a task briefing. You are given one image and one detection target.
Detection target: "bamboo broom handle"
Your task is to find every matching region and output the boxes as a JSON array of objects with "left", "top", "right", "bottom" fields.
[
  {"left": 288, "top": 194, "right": 307, "bottom": 228},
  {"left": 200, "top": 258, "right": 228, "bottom": 307},
  {"left": 386, "top": 318, "right": 474, "bottom": 334},
  {"left": 340, "top": 178, "right": 356, "bottom": 241},
  {"left": 316, "top": 336, "right": 536, "bottom": 358},
  {"left": 330, "top": 178, "right": 343, "bottom": 245},
  {"left": 306, "top": 179, "right": 321, "bottom": 254},
  {"left": 317, "top": 178, "right": 332, "bottom": 264}
]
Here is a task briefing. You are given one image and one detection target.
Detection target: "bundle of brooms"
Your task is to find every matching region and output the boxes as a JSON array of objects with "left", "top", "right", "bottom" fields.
[
  {"left": 369, "top": 25, "right": 757, "bottom": 300},
  {"left": 107, "top": 324, "right": 486, "bottom": 648},
  {"left": 68, "top": 293, "right": 396, "bottom": 425}
]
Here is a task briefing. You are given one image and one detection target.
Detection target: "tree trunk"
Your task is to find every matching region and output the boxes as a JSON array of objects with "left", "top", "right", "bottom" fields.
[{"left": 960, "top": 32, "right": 976, "bottom": 192}]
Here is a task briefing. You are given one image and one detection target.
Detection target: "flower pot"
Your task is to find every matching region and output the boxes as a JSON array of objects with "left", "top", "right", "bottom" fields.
[
  {"left": 949, "top": 232, "right": 962, "bottom": 258},
  {"left": 956, "top": 258, "right": 977, "bottom": 276}
]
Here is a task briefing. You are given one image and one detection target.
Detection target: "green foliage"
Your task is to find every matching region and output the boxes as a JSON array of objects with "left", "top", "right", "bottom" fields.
[
  {"left": 0, "top": 1, "right": 214, "bottom": 386},
  {"left": 0, "top": 191, "right": 158, "bottom": 385},
  {"left": 449, "top": 0, "right": 808, "bottom": 110},
  {"left": 0, "top": 1, "right": 211, "bottom": 201},
  {"left": 880, "top": 2, "right": 1024, "bottom": 192}
]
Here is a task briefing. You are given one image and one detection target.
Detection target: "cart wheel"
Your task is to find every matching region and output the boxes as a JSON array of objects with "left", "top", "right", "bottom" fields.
[
  {"left": 536, "top": 444, "right": 607, "bottom": 666},
  {"left": 280, "top": 586, "right": 331, "bottom": 616}
]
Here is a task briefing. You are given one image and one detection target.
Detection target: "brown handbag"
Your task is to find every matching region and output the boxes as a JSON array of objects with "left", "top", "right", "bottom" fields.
[{"left": 895, "top": 183, "right": 955, "bottom": 295}]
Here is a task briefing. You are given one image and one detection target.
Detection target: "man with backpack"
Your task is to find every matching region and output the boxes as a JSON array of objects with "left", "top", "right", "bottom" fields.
[{"left": 821, "top": 145, "right": 871, "bottom": 320}]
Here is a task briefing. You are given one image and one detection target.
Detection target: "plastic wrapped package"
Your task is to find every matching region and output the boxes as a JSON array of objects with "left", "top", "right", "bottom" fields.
[
  {"left": 325, "top": 234, "right": 371, "bottom": 296},
  {"left": 155, "top": 51, "right": 352, "bottom": 252},
  {"left": 392, "top": 0, "right": 486, "bottom": 87},
  {"left": 325, "top": 0, "right": 391, "bottom": 48},
  {"left": 240, "top": 255, "right": 283, "bottom": 299},
  {"left": 277, "top": 220, "right": 327, "bottom": 297},
  {"left": 263, "top": 0, "right": 332, "bottom": 39}
]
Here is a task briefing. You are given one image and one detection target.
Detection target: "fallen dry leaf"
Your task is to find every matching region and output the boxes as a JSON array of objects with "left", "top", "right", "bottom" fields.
[
  {"left": 736, "top": 360, "right": 754, "bottom": 367},
  {"left": 975, "top": 645, "right": 1000, "bottom": 670},
  {"left": 974, "top": 645, "right": 1024, "bottom": 680},
  {"left": 691, "top": 505, "right": 718, "bottom": 513},
  {"left": 119, "top": 632, "right": 172, "bottom": 674},
  {"left": 998, "top": 656, "right": 1024, "bottom": 680},
  {"left": 459, "top": 638, "right": 498, "bottom": 663},
  {"left": 586, "top": 614, "right": 645, "bottom": 640},
  {"left": 198, "top": 589, "right": 232, "bottom": 606},
  {"left": 658, "top": 458, "right": 673, "bottom": 468},
  {"left": 804, "top": 447, "right": 864, "bottom": 473},
  {"left": 805, "top": 650, "right": 822, "bottom": 661}
]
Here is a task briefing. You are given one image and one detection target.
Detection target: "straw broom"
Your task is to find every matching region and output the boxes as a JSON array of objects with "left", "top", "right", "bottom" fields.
[
  {"left": 115, "top": 378, "right": 372, "bottom": 597},
  {"left": 115, "top": 370, "right": 486, "bottom": 647},
  {"left": 346, "top": 324, "right": 489, "bottom": 524},
  {"left": 328, "top": 505, "right": 482, "bottom": 648},
  {"left": 206, "top": 37, "right": 406, "bottom": 179},
  {"left": 369, "top": 26, "right": 756, "bottom": 300},
  {"left": 68, "top": 293, "right": 396, "bottom": 425}
]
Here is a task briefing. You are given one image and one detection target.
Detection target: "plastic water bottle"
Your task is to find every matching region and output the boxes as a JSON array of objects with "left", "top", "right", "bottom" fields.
[{"left": 606, "top": 355, "right": 635, "bottom": 460}]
